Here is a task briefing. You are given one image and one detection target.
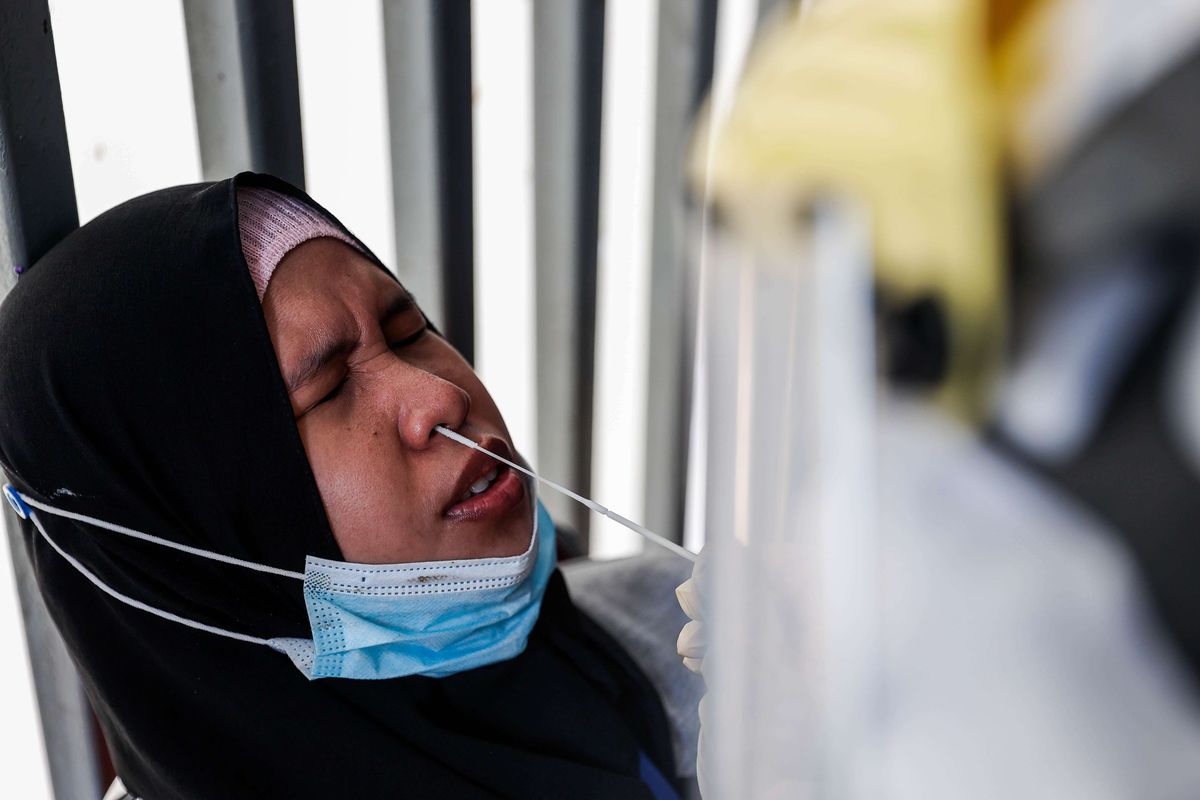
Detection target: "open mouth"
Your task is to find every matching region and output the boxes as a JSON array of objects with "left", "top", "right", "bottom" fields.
[
  {"left": 459, "top": 466, "right": 502, "bottom": 502},
  {"left": 444, "top": 437, "right": 527, "bottom": 522}
]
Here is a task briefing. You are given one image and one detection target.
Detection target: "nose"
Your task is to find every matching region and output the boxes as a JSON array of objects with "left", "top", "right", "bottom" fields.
[{"left": 386, "top": 361, "right": 471, "bottom": 450}]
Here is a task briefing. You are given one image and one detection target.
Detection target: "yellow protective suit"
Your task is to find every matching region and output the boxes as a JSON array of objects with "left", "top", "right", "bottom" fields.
[{"left": 691, "top": 0, "right": 1010, "bottom": 420}]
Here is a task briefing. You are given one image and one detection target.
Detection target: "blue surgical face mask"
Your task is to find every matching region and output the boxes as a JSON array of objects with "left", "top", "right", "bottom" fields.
[
  {"left": 274, "top": 499, "right": 556, "bottom": 679},
  {"left": 3, "top": 477, "right": 555, "bottom": 681}
]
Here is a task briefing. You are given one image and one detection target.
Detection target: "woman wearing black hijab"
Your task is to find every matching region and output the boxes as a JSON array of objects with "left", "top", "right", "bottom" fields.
[{"left": 0, "top": 173, "right": 687, "bottom": 798}]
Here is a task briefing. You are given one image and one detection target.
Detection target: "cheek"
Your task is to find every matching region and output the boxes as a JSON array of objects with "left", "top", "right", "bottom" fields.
[{"left": 297, "top": 416, "right": 415, "bottom": 549}]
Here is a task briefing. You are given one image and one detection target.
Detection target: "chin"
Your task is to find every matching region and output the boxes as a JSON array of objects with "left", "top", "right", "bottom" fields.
[{"left": 497, "top": 499, "right": 536, "bottom": 557}]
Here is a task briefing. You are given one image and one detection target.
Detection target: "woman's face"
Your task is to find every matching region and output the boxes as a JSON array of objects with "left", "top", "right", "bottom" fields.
[{"left": 261, "top": 238, "right": 533, "bottom": 564}]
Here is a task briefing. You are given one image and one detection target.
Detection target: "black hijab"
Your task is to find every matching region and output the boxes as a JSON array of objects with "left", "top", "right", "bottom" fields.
[{"left": 0, "top": 173, "right": 676, "bottom": 798}]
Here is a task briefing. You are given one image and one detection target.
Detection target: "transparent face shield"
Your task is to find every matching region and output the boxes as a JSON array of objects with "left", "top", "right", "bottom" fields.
[
  {"left": 691, "top": 188, "right": 1200, "bottom": 799},
  {"left": 697, "top": 198, "right": 882, "bottom": 799}
]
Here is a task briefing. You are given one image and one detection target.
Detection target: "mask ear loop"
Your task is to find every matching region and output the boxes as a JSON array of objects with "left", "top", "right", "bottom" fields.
[
  {"left": 433, "top": 426, "right": 697, "bottom": 563},
  {"left": 3, "top": 483, "right": 301, "bottom": 647},
  {"left": 18, "top": 506, "right": 274, "bottom": 647},
  {"left": 9, "top": 488, "right": 304, "bottom": 580}
]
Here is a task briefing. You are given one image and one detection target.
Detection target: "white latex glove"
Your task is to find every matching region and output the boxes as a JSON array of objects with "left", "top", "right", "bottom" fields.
[
  {"left": 676, "top": 546, "right": 711, "bottom": 796},
  {"left": 675, "top": 545, "right": 708, "bottom": 673}
]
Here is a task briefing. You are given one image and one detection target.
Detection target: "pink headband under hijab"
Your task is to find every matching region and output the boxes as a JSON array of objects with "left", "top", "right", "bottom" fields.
[{"left": 236, "top": 187, "right": 361, "bottom": 301}]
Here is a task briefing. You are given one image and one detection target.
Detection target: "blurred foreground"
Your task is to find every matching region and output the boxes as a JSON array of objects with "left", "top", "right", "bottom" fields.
[{"left": 692, "top": 1, "right": 1200, "bottom": 796}]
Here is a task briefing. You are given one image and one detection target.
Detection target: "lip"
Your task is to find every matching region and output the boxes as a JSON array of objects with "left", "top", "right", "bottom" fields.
[{"left": 443, "top": 436, "right": 526, "bottom": 522}]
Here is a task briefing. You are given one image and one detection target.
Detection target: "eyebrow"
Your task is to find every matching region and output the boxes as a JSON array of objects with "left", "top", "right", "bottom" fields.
[{"left": 284, "top": 292, "right": 419, "bottom": 393}]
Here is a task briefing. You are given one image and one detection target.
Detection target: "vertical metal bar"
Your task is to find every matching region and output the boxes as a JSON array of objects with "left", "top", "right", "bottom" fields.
[
  {"left": 574, "top": 0, "right": 604, "bottom": 545},
  {"left": 430, "top": 0, "right": 476, "bottom": 363},
  {"left": 381, "top": 0, "right": 445, "bottom": 327},
  {"left": 0, "top": 3, "right": 105, "bottom": 797},
  {"left": 5, "top": 521, "right": 105, "bottom": 799},
  {"left": 642, "top": 0, "right": 720, "bottom": 541},
  {"left": 532, "top": 0, "right": 603, "bottom": 544},
  {"left": 237, "top": 0, "right": 305, "bottom": 187},
  {"left": 532, "top": 0, "right": 575, "bottom": 533},
  {"left": 182, "top": 0, "right": 305, "bottom": 188},
  {"left": 692, "top": 0, "right": 720, "bottom": 111},
  {"left": 0, "top": 4, "right": 77, "bottom": 294},
  {"left": 183, "top": 0, "right": 252, "bottom": 182}
]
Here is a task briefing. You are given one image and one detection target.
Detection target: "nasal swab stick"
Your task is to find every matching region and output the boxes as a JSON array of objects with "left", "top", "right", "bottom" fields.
[{"left": 434, "top": 425, "right": 697, "bottom": 563}]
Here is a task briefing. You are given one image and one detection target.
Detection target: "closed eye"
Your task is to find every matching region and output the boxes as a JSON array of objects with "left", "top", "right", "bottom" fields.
[
  {"left": 303, "top": 375, "right": 346, "bottom": 414},
  {"left": 302, "top": 316, "right": 428, "bottom": 417},
  {"left": 388, "top": 324, "right": 428, "bottom": 350}
]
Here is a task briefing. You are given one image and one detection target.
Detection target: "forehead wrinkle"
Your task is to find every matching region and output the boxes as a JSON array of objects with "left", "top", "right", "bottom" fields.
[
  {"left": 278, "top": 255, "right": 414, "bottom": 394},
  {"left": 281, "top": 291, "right": 359, "bottom": 393}
]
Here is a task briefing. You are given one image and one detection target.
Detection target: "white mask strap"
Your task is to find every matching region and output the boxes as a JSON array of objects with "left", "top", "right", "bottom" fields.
[
  {"left": 433, "top": 426, "right": 697, "bottom": 563},
  {"left": 8, "top": 488, "right": 303, "bottom": 581},
  {"left": 24, "top": 505, "right": 272, "bottom": 647}
]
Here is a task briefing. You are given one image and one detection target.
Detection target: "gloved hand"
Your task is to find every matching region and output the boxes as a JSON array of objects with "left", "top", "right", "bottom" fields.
[
  {"left": 675, "top": 546, "right": 708, "bottom": 673},
  {"left": 676, "top": 547, "right": 711, "bottom": 796},
  {"left": 689, "top": 0, "right": 1005, "bottom": 421}
]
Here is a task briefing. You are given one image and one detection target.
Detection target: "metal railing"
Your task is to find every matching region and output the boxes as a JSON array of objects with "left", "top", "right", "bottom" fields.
[{"left": 0, "top": 0, "right": 748, "bottom": 793}]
